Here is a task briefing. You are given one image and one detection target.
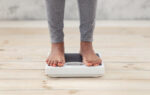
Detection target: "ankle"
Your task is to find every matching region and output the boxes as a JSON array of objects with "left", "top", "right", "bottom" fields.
[
  {"left": 80, "top": 41, "right": 93, "bottom": 48},
  {"left": 51, "top": 42, "right": 64, "bottom": 52},
  {"left": 80, "top": 41, "right": 94, "bottom": 53}
]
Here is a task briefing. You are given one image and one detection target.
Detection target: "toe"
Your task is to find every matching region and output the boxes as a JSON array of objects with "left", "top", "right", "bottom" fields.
[
  {"left": 57, "top": 59, "right": 65, "bottom": 67},
  {"left": 88, "top": 63, "right": 93, "bottom": 66},
  {"left": 48, "top": 59, "right": 51, "bottom": 66},
  {"left": 98, "top": 60, "right": 102, "bottom": 65},
  {"left": 58, "top": 60, "right": 64, "bottom": 67},
  {"left": 46, "top": 58, "right": 49, "bottom": 64},
  {"left": 51, "top": 60, "right": 54, "bottom": 66},
  {"left": 53, "top": 64, "right": 56, "bottom": 67},
  {"left": 58, "top": 62, "right": 64, "bottom": 67},
  {"left": 53, "top": 60, "right": 57, "bottom": 67},
  {"left": 84, "top": 62, "right": 93, "bottom": 66},
  {"left": 94, "top": 63, "right": 99, "bottom": 66},
  {"left": 98, "top": 62, "right": 102, "bottom": 65}
]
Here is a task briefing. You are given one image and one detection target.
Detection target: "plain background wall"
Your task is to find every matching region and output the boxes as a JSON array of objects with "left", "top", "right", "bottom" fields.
[{"left": 0, "top": 0, "right": 150, "bottom": 20}]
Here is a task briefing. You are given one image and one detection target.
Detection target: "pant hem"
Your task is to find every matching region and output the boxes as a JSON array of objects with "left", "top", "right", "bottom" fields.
[
  {"left": 51, "top": 40, "right": 64, "bottom": 43},
  {"left": 81, "top": 39, "right": 93, "bottom": 42}
]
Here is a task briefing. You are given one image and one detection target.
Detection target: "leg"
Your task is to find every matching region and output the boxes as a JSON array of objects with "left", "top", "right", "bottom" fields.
[
  {"left": 45, "top": 0, "right": 65, "bottom": 67},
  {"left": 46, "top": 0, "right": 65, "bottom": 43},
  {"left": 78, "top": 0, "right": 102, "bottom": 66},
  {"left": 78, "top": 0, "right": 97, "bottom": 42}
]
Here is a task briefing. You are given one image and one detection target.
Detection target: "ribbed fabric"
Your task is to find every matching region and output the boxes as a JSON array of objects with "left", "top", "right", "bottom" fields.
[{"left": 45, "top": 0, "right": 97, "bottom": 43}]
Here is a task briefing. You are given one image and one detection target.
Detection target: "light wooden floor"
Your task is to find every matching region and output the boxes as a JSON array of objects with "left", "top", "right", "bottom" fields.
[{"left": 0, "top": 21, "right": 150, "bottom": 95}]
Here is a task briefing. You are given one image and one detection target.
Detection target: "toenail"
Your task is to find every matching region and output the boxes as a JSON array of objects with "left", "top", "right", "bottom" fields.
[
  {"left": 50, "top": 63, "right": 53, "bottom": 66},
  {"left": 88, "top": 63, "right": 92, "bottom": 65},
  {"left": 58, "top": 62, "right": 64, "bottom": 66},
  {"left": 53, "top": 64, "right": 56, "bottom": 67},
  {"left": 86, "top": 63, "right": 92, "bottom": 66},
  {"left": 95, "top": 64, "right": 99, "bottom": 66}
]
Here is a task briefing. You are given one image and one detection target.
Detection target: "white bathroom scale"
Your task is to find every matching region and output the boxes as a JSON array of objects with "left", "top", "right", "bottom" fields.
[{"left": 45, "top": 53, "right": 105, "bottom": 77}]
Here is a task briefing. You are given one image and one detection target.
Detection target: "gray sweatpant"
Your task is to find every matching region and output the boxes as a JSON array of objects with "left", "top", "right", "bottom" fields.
[{"left": 45, "top": 0, "right": 97, "bottom": 43}]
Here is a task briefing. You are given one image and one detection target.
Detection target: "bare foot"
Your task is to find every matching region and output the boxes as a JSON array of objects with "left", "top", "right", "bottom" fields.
[
  {"left": 80, "top": 41, "right": 102, "bottom": 66},
  {"left": 46, "top": 42, "right": 65, "bottom": 67}
]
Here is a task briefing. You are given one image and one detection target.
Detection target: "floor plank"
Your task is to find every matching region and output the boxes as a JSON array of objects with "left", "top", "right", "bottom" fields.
[
  {"left": 0, "top": 90, "right": 150, "bottom": 95},
  {"left": 0, "top": 69, "right": 150, "bottom": 80},
  {"left": 0, "top": 80, "right": 150, "bottom": 90}
]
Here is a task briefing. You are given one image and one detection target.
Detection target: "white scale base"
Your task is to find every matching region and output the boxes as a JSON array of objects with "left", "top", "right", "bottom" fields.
[{"left": 45, "top": 53, "right": 105, "bottom": 78}]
